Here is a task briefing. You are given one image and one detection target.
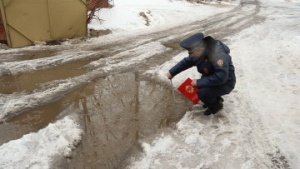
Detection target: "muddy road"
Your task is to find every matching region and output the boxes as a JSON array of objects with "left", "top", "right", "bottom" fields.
[{"left": 0, "top": 0, "right": 266, "bottom": 168}]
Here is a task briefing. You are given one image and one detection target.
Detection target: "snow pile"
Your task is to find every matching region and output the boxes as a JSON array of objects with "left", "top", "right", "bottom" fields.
[
  {"left": 0, "top": 116, "right": 82, "bottom": 169},
  {"left": 145, "top": 52, "right": 200, "bottom": 88},
  {"left": 127, "top": 115, "right": 206, "bottom": 169},
  {"left": 89, "top": 0, "right": 236, "bottom": 34}
]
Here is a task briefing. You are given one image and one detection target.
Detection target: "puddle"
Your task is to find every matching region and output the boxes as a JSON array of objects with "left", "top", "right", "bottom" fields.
[
  {"left": 0, "top": 51, "right": 57, "bottom": 63},
  {"left": 0, "top": 72, "right": 190, "bottom": 168},
  {"left": 0, "top": 59, "right": 96, "bottom": 94}
]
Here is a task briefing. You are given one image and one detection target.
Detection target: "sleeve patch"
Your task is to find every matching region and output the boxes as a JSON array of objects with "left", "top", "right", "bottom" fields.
[{"left": 217, "top": 59, "right": 224, "bottom": 67}]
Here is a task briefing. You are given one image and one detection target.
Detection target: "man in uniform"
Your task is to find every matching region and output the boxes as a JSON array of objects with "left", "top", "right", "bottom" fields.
[{"left": 167, "top": 33, "right": 236, "bottom": 115}]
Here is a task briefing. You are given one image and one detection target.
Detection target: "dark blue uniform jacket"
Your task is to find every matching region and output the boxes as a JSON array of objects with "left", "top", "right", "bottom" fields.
[{"left": 169, "top": 40, "right": 236, "bottom": 90}]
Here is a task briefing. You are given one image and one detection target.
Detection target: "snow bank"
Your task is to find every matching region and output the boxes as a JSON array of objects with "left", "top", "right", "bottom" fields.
[{"left": 0, "top": 116, "right": 82, "bottom": 169}]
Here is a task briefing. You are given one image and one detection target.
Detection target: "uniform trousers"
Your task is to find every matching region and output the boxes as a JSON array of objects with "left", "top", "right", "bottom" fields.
[{"left": 197, "top": 84, "right": 233, "bottom": 108}]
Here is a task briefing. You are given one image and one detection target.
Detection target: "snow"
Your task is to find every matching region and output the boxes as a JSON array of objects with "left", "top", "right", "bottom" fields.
[
  {"left": 88, "top": 0, "right": 236, "bottom": 34},
  {"left": 229, "top": 0, "right": 300, "bottom": 167},
  {"left": 128, "top": 0, "right": 300, "bottom": 168},
  {"left": 0, "top": 0, "right": 300, "bottom": 168},
  {"left": 0, "top": 116, "right": 82, "bottom": 169}
]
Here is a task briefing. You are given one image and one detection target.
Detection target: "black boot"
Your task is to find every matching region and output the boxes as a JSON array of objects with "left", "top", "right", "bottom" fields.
[
  {"left": 204, "top": 102, "right": 223, "bottom": 116},
  {"left": 202, "top": 97, "right": 224, "bottom": 108}
]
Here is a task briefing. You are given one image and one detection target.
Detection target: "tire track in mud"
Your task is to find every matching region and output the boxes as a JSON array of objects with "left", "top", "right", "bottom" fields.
[{"left": 0, "top": 0, "right": 288, "bottom": 168}]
